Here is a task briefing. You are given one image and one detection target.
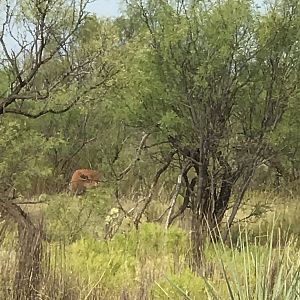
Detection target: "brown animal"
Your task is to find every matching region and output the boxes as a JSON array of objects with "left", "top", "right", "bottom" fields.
[{"left": 69, "top": 169, "right": 100, "bottom": 195}]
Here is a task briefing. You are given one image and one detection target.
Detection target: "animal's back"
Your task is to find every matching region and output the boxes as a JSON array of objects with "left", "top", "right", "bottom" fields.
[{"left": 69, "top": 169, "right": 100, "bottom": 195}]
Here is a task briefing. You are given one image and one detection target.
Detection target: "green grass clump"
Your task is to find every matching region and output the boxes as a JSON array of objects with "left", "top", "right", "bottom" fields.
[
  {"left": 152, "top": 268, "right": 207, "bottom": 299},
  {"left": 65, "top": 223, "right": 188, "bottom": 298}
]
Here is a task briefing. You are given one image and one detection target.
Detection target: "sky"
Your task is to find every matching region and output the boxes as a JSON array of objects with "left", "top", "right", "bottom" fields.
[
  {"left": 87, "top": 0, "right": 264, "bottom": 18},
  {"left": 87, "top": 0, "right": 121, "bottom": 17}
]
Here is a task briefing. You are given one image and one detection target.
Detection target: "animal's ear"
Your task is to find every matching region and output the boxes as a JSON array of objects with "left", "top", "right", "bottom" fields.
[{"left": 79, "top": 173, "right": 89, "bottom": 180}]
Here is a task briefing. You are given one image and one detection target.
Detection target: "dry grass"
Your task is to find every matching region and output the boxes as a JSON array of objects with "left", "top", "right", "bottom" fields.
[{"left": 0, "top": 191, "right": 300, "bottom": 299}]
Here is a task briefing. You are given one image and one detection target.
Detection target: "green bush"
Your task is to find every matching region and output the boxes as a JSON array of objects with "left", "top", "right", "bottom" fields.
[
  {"left": 152, "top": 268, "right": 207, "bottom": 300},
  {"left": 44, "top": 189, "right": 113, "bottom": 242},
  {"left": 63, "top": 223, "right": 188, "bottom": 298}
]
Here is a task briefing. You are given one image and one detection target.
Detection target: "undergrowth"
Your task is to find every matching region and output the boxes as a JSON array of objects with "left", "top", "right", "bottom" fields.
[{"left": 0, "top": 192, "right": 300, "bottom": 299}]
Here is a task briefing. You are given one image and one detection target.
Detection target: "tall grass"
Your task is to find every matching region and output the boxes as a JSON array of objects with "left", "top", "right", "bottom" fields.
[
  {"left": 1, "top": 192, "right": 300, "bottom": 299},
  {"left": 204, "top": 222, "right": 300, "bottom": 299}
]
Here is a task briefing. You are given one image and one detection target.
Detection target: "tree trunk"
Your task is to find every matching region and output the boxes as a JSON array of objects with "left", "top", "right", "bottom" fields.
[
  {"left": 190, "top": 161, "right": 234, "bottom": 271},
  {"left": 190, "top": 156, "right": 212, "bottom": 272},
  {"left": 190, "top": 211, "right": 207, "bottom": 272},
  {"left": 14, "top": 225, "right": 43, "bottom": 299}
]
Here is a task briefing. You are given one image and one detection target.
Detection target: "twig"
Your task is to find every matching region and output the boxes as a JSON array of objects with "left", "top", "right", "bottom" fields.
[{"left": 165, "top": 174, "right": 182, "bottom": 229}]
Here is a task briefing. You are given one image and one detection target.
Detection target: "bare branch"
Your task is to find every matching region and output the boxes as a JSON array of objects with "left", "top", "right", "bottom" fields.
[
  {"left": 0, "top": 198, "right": 49, "bottom": 241},
  {"left": 4, "top": 98, "right": 78, "bottom": 118},
  {"left": 0, "top": 0, "right": 98, "bottom": 116},
  {"left": 133, "top": 150, "right": 176, "bottom": 228},
  {"left": 118, "top": 132, "right": 151, "bottom": 180},
  {"left": 222, "top": 148, "right": 264, "bottom": 241},
  {"left": 165, "top": 173, "right": 183, "bottom": 229}
]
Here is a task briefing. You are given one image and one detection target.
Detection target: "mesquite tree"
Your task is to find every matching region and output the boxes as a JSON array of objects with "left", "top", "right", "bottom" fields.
[{"left": 121, "top": 0, "right": 300, "bottom": 266}]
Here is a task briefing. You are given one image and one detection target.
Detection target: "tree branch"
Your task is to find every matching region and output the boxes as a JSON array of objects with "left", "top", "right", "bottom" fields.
[
  {"left": 0, "top": 0, "right": 92, "bottom": 116},
  {"left": 133, "top": 150, "right": 176, "bottom": 228}
]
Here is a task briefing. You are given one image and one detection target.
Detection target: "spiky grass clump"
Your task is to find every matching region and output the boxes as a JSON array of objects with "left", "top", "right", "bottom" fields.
[{"left": 207, "top": 223, "right": 300, "bottom": 299}]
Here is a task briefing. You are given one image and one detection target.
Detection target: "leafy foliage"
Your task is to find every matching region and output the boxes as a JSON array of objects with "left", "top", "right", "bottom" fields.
[{"left": 0, "top": 117, "right": 63, "bottom": 194}]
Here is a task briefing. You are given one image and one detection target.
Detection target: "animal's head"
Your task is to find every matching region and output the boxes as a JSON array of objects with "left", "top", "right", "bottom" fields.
[{"left": 69, "top": 169, "right": 100, "bottom": 195}]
